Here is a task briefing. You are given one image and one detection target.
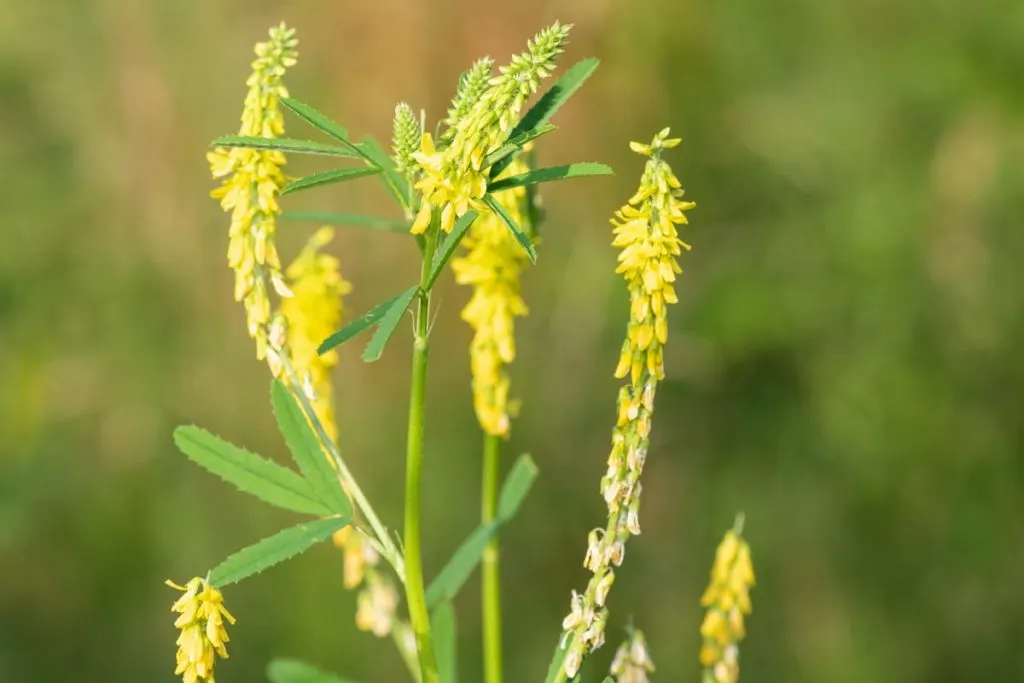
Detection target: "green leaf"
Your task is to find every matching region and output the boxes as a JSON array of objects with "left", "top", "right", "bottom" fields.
[
  {"left": 544, "top": 637, "right": 570, "bottom": 683},
  {"left": 210, "top": 135, "right": 359, "bottom": 158},
  {"left": 359, "top": 135, "right": 411, "bottom": 209},
  {"left": 512, "top": 58, "right": 600, "bottom": 140},
  {"left": 362, "top": 285, "right": 419, "bottom": 362},
  {"left": 487, "top": 163, "right": 614, "bottom": 193},
  {"left": 425, "top": 210, "right": 479, "bottom": 291},
  {"left": 267, "top": 658, "right": 362, "bottom": 683},
  {"left": 173, "top": 426, "right": 330, "bottom": 516},
  {"left": 280, "top": 211, "right": 407, "bottom": 233},
  {"left": 282, "top": 167, "right": 380, "bottom": 195},
  {"left": 281, "top": 97, "right": 352, "bottom": 143},
  {"left": 209, "top": 517, "right": 349, "bottom": 587},
  {"left": 433, "top": 601, "right": 458, "bottom": 683},
  {"left": 425, "top": 454, "right": 538, "bottom": 609},
  {"left": 486, "top": 123, "right": 557, "bottom": 176},
  {"left": 317, "top": 287, "right": 416, "bottom": 355},
  {"left": 269, "top": 380, "right": 351, "bottom": 516},
  {"left": 426, "top": 522, "right": 500, "bottom": 609},
  {"left": 497, "top": 453, "right": 539, "bottom": 521},
  {"left": 483, "top": 194, "right": 537, "bottom": 263}
]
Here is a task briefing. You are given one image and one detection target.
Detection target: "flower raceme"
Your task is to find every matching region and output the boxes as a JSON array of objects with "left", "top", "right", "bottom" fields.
[
  {"left": 451, "top": 156, "right": 533, "bottom": 437},
  {"left": 610, "top": 628, "right": 656, "bottom": 683},
  {"left": 208, "top": 23, "right": 297, "bottom": 362},
  {"left": 278, "top": 227, "right": 351, "bottom": 441},
  {"left": 410, "top": 22, "right": 571, "bottom": 235},
  {"left": 561, "top": 129, "right": 695, "bottom": 678},
  {"left": 700, "top": 526, "right": 755, "bottom": 683},
  {"left": 167, "top": 578, "right": 235, "bottom": 683}
]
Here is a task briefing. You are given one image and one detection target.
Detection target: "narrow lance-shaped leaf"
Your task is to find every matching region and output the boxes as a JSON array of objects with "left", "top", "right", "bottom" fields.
[
  {"left": 210, "top": 135, "right": 359, "bottom": 158},
  {"left": 280, "top": 211, "right": 408, "bottom": 233},
  {"left": 485, "top": 123, "right": 557, "bottom": 176},
  {"left": 281, "top": 167, "right": 380, "bottom": 195},
  {"left": 483, "top": 194, "right": 537, "bottom": 263},
  {"left": 209, "top": 516, "right": 349, "bottom": 587},
  {"left": 359, "top": 135, "right": 412, "bottom": 210},
  {"left": 267, "top": 658, "right": 363, "bottom": 683},
  {"left": 496, "top": 453, "right": 539, "bottom": 521},
  {"left": 269, "top": 380, "right": 351, "bottom": 516},
  {"left": 362, "top": 285, "right": 419, "bottom": 363},
  {"left": 511, "top": 58, "right": 600, "bottom": 141},
  {"left": 425, "top": 454, "right": 538, "bottom": 609},
  {"left": 432, "top": 601, "right": 459, "bottom": 683},
  {"left": 488, "top": 163, "right": 614, "bottom": 193},
  {"left": 173, "top": 426, "right": 330, "bottom": 516},
  {"left": 281, "top": 97, "right": 352, "bottom": 144},
  {"left": 426, "top": 210, "right": 479, "bottom": 291},
  {"left": 318, "top": 286, "right": 417, "bottom": 355},
  {"left": 544, "top": 634, "right": 572, "bottom": 683}
]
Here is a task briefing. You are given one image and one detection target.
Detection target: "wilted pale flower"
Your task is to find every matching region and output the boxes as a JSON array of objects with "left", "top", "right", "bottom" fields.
[
  {"left": 450, "top": 157, "right": 533, "bottom": 437},
  {"left": 700, "top": 525, "right": 755, "bottom": 683},
  {"left": 560, "top": 130, "right": 694, "bottom": 677},
  {"left": 610, "top": 628, "right": 655, "bottom": 683},
  {"left": 167, "top": 577, "right": 236, "bottom": 683},
  {"left": 208, "top": 23, "right": 298, "bottom": 362}
]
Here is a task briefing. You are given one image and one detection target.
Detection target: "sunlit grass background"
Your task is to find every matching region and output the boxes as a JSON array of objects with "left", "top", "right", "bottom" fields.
[{"left": 2, "top": 0, "right": 1023, "bottom": 681}]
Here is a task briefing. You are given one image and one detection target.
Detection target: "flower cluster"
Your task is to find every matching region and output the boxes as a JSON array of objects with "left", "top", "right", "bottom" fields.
[
  {"left": 700, "top": 526, "right": 755, "bottom": 683},
  {"left": 208, "top": 23, "right": 297, "bottom": 362},
  {"left": 450, "top": 157, "right": 533, "bottom": 437},
  {"left": 441, "top": 58, "right": 494, "bottom": 141},
  {"left": 277, "top": 227, "right": 351, "bottom": 441},
  {"left": 392, "top": 102, "right": 422, "bottom": 174},
  {"left": 166, "top": 578, "right": 236, "bottom": 683},
  {"left": 610, "top": 628, "right": 655, "bottom": 683},
  {"left": 332, "top": 526, "right": 402, "bottom": 638},
  {"left": 561, "top": 130, "right": 694, "bottom": 678},
  {"left": 410, "top": 22, "right": 571, "bottom": 235}
]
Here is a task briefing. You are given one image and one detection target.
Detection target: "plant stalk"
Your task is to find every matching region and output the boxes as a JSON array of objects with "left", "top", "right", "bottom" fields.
[
  {"left": 481, "top": 432, "right": 503, "bottom": 683},
  {"left": 404, "top": 227, "right": 440, "bottom": 683}
]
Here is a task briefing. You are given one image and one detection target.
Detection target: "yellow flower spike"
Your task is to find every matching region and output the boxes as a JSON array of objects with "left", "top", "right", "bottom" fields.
[
  {"left": 409, "top": 23, "right": 570, "bottom": 237},
  {"left": 209, "top": 23, "right": 298, "bottom": 363},
  {"left": 167, "top": 578, "right": 236, "bottom": 683},
  {"left": 561, "top": 130, "right": 694, "bottom": 676},
  {"left": 451, "top": 156, "right": 533, "bottom": 437},
  {"left": 700, "top": 522, "right": 755, "bottom": 683},
  {"left": 279, "top": 226, "right": 351, "bottom": 442}
]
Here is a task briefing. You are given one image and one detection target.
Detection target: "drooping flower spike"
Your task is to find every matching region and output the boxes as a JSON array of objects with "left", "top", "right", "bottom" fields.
[{"left": 167, "top": 577, "right": 236, "bottom": 683}]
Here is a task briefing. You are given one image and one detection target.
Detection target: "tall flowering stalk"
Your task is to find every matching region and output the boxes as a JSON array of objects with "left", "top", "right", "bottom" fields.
[
  {"left": 560, "top": 129, "right": 695, "bottom": 679},
  {"left": 700, "top": 520, "right": 755, "bottom": 683},
  {"left": 451, "top": 155, "right": 534, "bottom": 683},
  {"left": 208, "top": 23, "right": 297, "bottom": 363}
]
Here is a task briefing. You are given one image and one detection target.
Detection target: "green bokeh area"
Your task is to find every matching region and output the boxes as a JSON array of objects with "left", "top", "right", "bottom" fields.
[{"left": 2, "top": 1, "right": 1023, "bottom": 682}]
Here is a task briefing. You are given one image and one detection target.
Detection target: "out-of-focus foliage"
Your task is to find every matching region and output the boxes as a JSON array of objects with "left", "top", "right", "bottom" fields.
[{"left": 1, "top": 1, "right": 1022, "bottom": 683}]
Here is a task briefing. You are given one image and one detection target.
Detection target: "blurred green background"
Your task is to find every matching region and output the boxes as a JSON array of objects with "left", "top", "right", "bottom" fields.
[{"left": 2, "top": 0, "right": 1023, "bottom": 681}]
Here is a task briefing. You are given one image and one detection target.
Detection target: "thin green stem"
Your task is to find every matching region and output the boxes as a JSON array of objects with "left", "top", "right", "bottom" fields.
[
  {"left": 275, "top": 350, "right": 404, "bottom": 578},
  {"left": 481, "top": 432, "right": 503, "bottom": 683},
  {"left": 404, "top": 226, "right": 440, "bottom": 683}
]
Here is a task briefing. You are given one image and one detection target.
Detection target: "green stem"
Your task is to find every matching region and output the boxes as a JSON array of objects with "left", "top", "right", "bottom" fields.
[
  {"left": 404, "top": 227, "right": 440, "bottom": 683},
  {"left": 481, "top": 432, "right": 503, "bottom": 683}
]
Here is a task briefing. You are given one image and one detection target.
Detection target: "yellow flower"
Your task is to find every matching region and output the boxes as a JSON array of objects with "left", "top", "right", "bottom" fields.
[
  {"left": 450, "top": 157, "right": 532, "bottom": 437},
  {"left": 612, "top": 127, "right": 694, "bottom": 385},
  {"left": 208, "top": 23, "right": 298, "bottom": 362},
  {"left": 700, "top": 526, "right": 755, "bottom": 683},
  {"left": 167, "top": 578, "right": 236, "bottom": 683},
  {"left": 410, "top": 22, "right": 570, "bottom": 235},
  {"left": 561, "top": 130, "right": 694, "bottom": 676},
  {"left": 279, "top": 227, "right": 351, "bottom": 441}
]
